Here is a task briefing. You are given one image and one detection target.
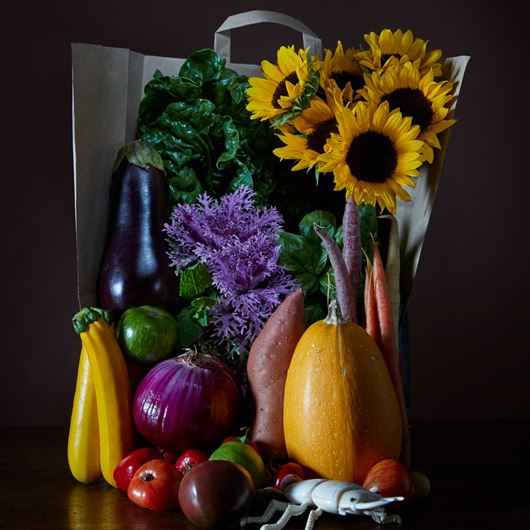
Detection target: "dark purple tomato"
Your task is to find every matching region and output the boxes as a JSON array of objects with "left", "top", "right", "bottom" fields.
[{"left": 178, "top": 461, "right": 253, "bottom": 528}]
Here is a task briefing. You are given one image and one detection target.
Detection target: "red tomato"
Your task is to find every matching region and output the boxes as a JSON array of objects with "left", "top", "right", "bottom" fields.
[
  {"left": 128, "top": 460, "right": 182, "bottom": 511},
  {"left": 113, "top": 447, "right": 161, "bottom": 492},
  {"left": 161, "top": 450, "right": 177, "bottom": 464},
  {"left": 362, "top": 459, "right": 414, "bottom": 504},
  {"left": 274, "top": 462, "right": 306, "bottom": 489},
  {"left": 222, "top": 435, "right": 259, "bottom": 452},
  {"left": 174, "top": 449, "right": 209, "bottom": 475}
]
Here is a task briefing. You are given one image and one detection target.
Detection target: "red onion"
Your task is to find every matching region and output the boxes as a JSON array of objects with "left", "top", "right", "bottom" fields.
[{"left": 133, "top": 352, "right": 242, "bottom": 452}]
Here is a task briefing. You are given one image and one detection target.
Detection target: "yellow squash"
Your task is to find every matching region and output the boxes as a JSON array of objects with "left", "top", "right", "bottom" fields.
[
  {"left": 283, "top": 301, "right": 402, "bottom": 484},
  {"left": 67, "top": 345, "right": 101, "bottom": 483},
  {"left": 72, "top": 308, "right": 134, "bottom": 487}
]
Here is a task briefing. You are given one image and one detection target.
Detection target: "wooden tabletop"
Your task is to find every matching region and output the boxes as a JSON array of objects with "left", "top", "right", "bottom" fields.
[{"left": 1, "top": 421, "right": 529, "bottom": 529}]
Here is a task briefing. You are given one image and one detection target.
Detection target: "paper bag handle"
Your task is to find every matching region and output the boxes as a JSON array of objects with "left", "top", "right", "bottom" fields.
[{"left": 214, "top": 10, "right": 322, "bottom": 64}]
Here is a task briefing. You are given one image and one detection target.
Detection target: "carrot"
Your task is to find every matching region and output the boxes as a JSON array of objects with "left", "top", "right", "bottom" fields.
[
  {"left": 314, "top": 224, "right": 355, "bottom": 322},
  {"left": 247, "top": 288, "right": 305, "bottom": 458},
  {"left": 342, "top": 198, "right": 361, "bottom": 321},
  {"left": 372, "top": 241, "right": 410, "bottom": 466},
  {"left": 363, "top": 260, "right": 380, "bottom": 346},
  {"left": 380, "top": 215, "right": 401, "bottom": 352}
]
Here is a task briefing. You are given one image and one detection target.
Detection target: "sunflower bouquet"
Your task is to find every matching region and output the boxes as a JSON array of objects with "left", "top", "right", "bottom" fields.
[{"left": 247, "top": 29, "right": 457, "bottom": 215}]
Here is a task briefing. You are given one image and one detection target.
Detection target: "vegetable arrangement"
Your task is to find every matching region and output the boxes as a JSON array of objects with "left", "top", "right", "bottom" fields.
[{"left": 66, "top": 20, "right": 464, "bottom": 527}]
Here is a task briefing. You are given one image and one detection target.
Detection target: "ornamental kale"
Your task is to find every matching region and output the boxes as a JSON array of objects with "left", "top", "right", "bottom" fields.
[{"left": 164, "top": 186, "right": 297, "bottom": 356}]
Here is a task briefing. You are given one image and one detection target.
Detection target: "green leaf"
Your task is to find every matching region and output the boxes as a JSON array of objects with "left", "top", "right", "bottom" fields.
[
  {"left": 168, "top": 167, "right": 203, "bottom": 204},
  {"left": 190, "top": 294, "right": 216, "bottom": 326},
  {"left": 278, "top": 233, "right": 321, "bottom": 275},
  {"left": 278, "top": 232, "right": 328, "bottom": 295},
  {"left": 137, "top": 74, "right": 200, "bottom": 133},
  {"left": 137, "top": 49, "right": 282, "bottom": 208},
  {"left": 228, "top": 170, "right": 253, "bottom": 192},
  {"left": 176, "top": 307, "right": 205, "bottom": 348},
  {"left": 359, "top": 204, "right": 378, "bottom": 260},
  {"left": 303, "top": 302, "right": 326, "bottom": 327},
  {"left": 179, "top": 49, "right": 226, "bottom": 84},
  {"left": 229, "top": 75, "right": 250, "bottom": 104},
  {"left": 299, "top": 210, "right": 336, "bottom": 240},
  {"left": 216, "top": 118, "right": 240, "bottom": 168},
  {"left": 294, "top": 273, "right": 320, "bottom": 296},
  {"left": 179, "top": 263, "right": 212, "bottom": 300}
]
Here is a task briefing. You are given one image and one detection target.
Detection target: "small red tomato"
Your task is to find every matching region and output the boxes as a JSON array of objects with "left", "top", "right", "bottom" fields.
[
  {"left": 161, "top": 450, "right": 177, "bottom": 464},
  {"left": 113, "top": 447, "right": 161, "bottom": 492},
  {"left": 362, "top": 459, "right": 414, "bottom": 504},
  {"left": 175, "top": 449, "right": 210, "bottom": 475},
  {"left": 274, "top": 462, "right": 306, "bottom": 489},
  {"left": 222, "top": 435, "right": 259, "bottom": 453},
  {"left": 128, "top": 460, "right": 182, "bottom": 511}
]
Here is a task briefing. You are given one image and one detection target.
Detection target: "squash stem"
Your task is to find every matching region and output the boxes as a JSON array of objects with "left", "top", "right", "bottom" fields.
[{"left": 324, "top": 300, "right": 345, "bottom": 325}]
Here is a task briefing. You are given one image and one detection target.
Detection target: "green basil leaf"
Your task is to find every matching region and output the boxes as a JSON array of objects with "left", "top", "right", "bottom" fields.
[
  {"left": 303, "top": 302, "right": 326, "bottom": 327},
  {"left": 177, "top": 306, "right": 204, "bottom": 348},
  {"left": 190, "top": 295, "right": 217, "bottom": 327},
  {"left": 179, "top": 263, "right": 212, "bottom": 300},
  {"left": 299, "top": 210, "right": 336, "bottom": 240},
  {"left": 294, "top": 273, "right": 320, "bottom": 295},
  {"left": 359, "top": 204, "right": 378, "bottom": 260},
  {"left": 279, "top": 232, "right": 327, "bottom": 277}
]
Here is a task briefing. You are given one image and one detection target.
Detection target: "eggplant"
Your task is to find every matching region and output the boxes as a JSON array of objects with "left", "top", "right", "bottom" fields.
[{"left": 97, "top": 141, "right": 181, "bottom": 317}]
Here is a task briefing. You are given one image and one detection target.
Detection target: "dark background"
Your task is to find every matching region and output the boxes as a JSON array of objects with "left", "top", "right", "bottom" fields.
[{"left": 1, "top": 0, "right": 529, "bottom": 425}]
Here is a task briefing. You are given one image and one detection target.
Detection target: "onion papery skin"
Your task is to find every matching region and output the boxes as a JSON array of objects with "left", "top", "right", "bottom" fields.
[{"left": 133, "top": 353, "right": 242, "bottom": 452}]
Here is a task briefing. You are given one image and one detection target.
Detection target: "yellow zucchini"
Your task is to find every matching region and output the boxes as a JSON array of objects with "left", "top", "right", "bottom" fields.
[
  {"left": 72, "top": 308, "right": 134, "bottom": 487},
  {"left": 67, "top": 345, "right": 101, "bottom": 483}
]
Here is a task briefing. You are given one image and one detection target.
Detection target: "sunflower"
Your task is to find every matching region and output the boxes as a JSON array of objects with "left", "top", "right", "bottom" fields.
[
  {"left": 273, "top": 87, "right": 344, "bottom": 171},
  {"left": 358, "top": 29, "right": 443, "bottom": 77},
  {"left": 318, "top": 101, "right": 424, "bottom": 214},
  {"left": 360, "top": 62, "right": 456, "bottom": 163},
  {"left": 317, "top": 41, "right": 365, "bottom": 103},
  {"left": 246, "top": 46, "right": 311, "bottom": 123}
]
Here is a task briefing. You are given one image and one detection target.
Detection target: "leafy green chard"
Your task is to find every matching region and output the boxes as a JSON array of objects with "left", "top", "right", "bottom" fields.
[{"left": 137, "top": 49, "right": 279, "bottom": 206}]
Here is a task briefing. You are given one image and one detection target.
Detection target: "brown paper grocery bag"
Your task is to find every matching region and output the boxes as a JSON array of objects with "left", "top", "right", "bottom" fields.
[{"left": 71, "top": 10, "right": 468, "bottom": 314}]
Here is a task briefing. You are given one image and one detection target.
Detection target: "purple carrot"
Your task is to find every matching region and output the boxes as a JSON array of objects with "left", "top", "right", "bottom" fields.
[
  {"left": 342, "top": 197, "right": 361, "bottom": 320},
  {"left": 314, "top": 224, "right": 356, "bottom": 322}
]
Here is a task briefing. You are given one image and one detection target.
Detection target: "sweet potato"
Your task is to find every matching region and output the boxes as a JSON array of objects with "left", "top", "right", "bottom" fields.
[{"left": 247, "top": 288, "right": 305, "bottom": 458}]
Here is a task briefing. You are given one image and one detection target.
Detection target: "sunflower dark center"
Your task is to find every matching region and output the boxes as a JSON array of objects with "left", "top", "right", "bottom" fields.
[
  {"left": 307, "top": 118, "right": 338, "bottom": 153},
  {"left": 382, "top": 88, "right": 433, "bottom": 132},
  {"left": 272, "top": 72, "right": 299, "bottom": 109},
  {"left": 346, "top": 131, "right": 397, "bottom": 183},
  {"left": 330, "top": 71, "right": 365, "bottom": 93}
]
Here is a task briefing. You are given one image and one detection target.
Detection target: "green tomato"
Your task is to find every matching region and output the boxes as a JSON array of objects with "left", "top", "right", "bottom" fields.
[
  {"left": 117, "top": 305, "right": 178, "bottom": 365},
  {"left": 209, "top": 441, "right": 265, "bottom": 488}
]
